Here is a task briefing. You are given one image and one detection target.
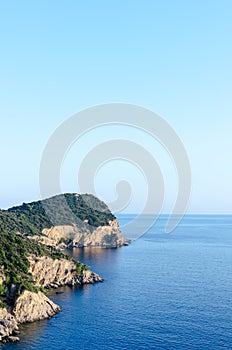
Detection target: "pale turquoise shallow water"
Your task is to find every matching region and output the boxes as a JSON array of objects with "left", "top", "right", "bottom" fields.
[{"left": 3, "top": 215, "right": 232, "bottom": 349}]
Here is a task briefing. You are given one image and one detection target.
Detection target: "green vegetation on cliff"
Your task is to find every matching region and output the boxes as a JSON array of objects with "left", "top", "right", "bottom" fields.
[
  {"left": 1, "top": 193, "right": 115, "bottom": 236},
  {"left": 0, "top": 228, "right": 88, "bottom": 307},
  {"left": 0, "top": 193, "right": 109, "bottom": 306},
  {"left": 0, "top": 230, "right": 48, "bottom": 306}
]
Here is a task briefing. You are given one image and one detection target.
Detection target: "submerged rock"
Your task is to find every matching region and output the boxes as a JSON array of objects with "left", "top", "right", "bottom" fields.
[{"left": 5, "top": 336, "right": 19, "bottom": 342}]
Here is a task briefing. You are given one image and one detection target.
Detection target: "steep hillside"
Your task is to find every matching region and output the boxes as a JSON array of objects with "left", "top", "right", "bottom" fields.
[
  {"left": 0, "top": 229, "right": 87, "bottom": 307},
  {"left": 0, "top": 193, "right": 128, "bottom": 342},
  {"left": 0, "top": 193, "right": 128, "bottom": 249},
  {"left": 1, "top": 193, "right": 115, "bottom": 236}
]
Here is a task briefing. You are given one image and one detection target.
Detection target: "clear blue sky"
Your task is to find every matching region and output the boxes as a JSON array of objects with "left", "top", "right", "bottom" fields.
[{"left": 0, "top": 1, "right": 231, "bottom": 214}]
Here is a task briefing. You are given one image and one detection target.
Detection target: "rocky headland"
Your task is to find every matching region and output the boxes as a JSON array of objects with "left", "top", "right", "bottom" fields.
[{"left": 0, "top": 193, "right": 128, "bottom": 343}]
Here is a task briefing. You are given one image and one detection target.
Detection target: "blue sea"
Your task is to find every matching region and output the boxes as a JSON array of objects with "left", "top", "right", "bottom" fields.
[{"left": 3, "top": 215, "right": 232, "bottom": 350}]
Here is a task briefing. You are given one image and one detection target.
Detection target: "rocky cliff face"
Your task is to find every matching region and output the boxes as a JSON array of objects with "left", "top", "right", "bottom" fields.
[
  {"left": 32, "top": 219, "right": 129, "bottom": 249},
  {"left": 0, "top": 308, "right": 18, "bottom": 342},
  {"left": 13, "top": 291, "right": 60, "bottom": 323},
  {"left": 0, "top": 193, "right": 127, "bottom": 343},
  {"left": 28, "top": 255, "right": 103, "bottom": 288},
  {"left": 3, "top": 193, "right": 129, "bottom": 248},
  {"left": 0, "top": 255, "right": 103, "bottom": 343},
  {"left": 0, "top": 290, "right": 60, "bottom": 343}
]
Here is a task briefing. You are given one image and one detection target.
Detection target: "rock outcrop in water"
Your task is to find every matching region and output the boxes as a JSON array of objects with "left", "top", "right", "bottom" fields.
[
  {"left": 13, "top": 290, "right": 60, "bottom": 324},
  {"left": 0, "top": 308, "right": 18, "bottom": 342},
  {"left": 28, "top": 255, "right": 103, "bottom": 288}
]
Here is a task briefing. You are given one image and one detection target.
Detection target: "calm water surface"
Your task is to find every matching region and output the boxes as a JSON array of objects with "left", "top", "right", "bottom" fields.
[{"left": 3, "top": 215, "right": 232, "bottom": 349}]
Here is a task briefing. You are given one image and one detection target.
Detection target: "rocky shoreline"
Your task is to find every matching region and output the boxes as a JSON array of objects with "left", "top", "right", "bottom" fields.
[
  {"left": 31, "top": 219, "right": 130, "bottom": 250},
  {"left": 0, "top": 193, "right": 128, "bottom": 344},
  {"left": 0, "top": 256, "right": 103, "bottom": 343}
]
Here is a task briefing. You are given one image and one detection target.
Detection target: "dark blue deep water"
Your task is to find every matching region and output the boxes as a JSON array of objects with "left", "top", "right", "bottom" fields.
[{"left": 3, "top": 215, "right": 232, "bottom": 349}]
